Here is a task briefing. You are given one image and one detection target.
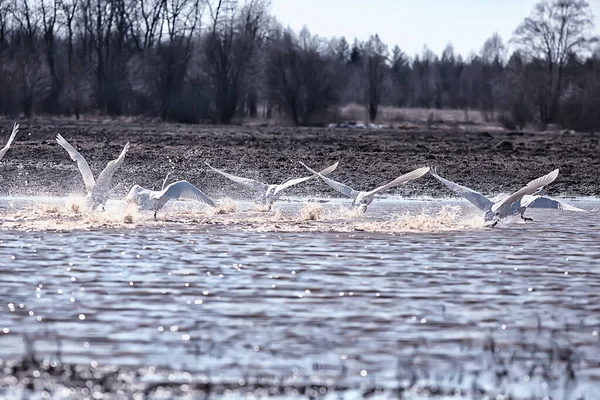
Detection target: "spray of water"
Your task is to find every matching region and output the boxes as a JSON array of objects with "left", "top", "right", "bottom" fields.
[
  {"left": 354, "top": 205, "right": 483, "bottom": 233},
  {"left": 252, "top": 203, "right": 272, "bottom": 212},
  {"left": 212, "top": 197, "right": 239, "bottom": 215},
  {"left": 299, "top": 203, "right": 323, "bottom": 221},
  {"left": 0, "top": 195, "right": 486, "bottom": 234}
]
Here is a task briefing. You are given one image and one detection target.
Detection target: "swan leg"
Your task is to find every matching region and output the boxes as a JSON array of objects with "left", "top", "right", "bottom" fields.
[
  {"left": 486, "top": 214, "right": 500, "bottom": 228},
  {"left": 519, "top": 207, "right": 533, "bottom": 222}
]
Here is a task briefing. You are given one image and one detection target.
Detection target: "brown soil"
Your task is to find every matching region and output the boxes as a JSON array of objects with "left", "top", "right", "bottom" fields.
[{"left": 1, "top": 117, "right": 598, "bottom": 200}]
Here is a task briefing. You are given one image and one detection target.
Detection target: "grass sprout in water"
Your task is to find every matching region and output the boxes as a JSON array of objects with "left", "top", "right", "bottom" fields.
[{"left": 0, "top": 331, "right": 595, "bottom": 400}]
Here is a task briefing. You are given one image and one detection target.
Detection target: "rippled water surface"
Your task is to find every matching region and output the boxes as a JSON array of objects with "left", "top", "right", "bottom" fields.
[{"left": 1, "top": 195, "right": 600, "bottom": 399}]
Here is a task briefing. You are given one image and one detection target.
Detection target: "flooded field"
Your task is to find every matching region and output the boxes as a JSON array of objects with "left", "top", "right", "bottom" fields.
[{"left": 1, "top": 195, "right": 600, "bottom": 399}]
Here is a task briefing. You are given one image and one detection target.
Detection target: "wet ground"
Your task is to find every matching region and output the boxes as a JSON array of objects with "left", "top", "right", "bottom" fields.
[{"left": 1, "top": 118, "right": 599, "bottom": 202}]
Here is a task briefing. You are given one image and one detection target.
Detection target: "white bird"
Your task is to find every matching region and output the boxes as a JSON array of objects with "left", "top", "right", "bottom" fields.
[
  {"left": 0, "top": 123, "right": 19, "bottom": 161},
  {"left": 300, "top": 162, "right": 431, "bottom": 213},
  {"left": 205, "top": 161, "right": 339, "bottom": 209},
  {"left": 56, "top": 134, "right": 130, "bottom": 211},
  {"left": 126, "top": 175, "right": 215, "bottom": 220},
  {"left": 429, "top": 168, "right": 581, "bottom": 226}
]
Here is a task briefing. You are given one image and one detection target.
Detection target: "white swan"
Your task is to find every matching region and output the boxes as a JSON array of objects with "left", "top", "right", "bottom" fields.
[
  {"left": 56, "top": 134, "right": 130, "bottom": 211},
  {"left": 300, "top": 162, "right": 430, "bottom": 213},
  {"left": 205, "top": 161, "right": 339, "bottom": 209},
  {"left": 126, "top": 175, "right": 215, "bottom": 219},
  {"left": 429, "top": 168, "right": 580, "bottom": 226},
  {"left": 0, "top": 123, "right": 18, "bottom": 162}
]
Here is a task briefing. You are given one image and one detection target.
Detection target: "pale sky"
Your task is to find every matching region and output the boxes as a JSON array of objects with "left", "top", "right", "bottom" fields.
[{"left": 270, "top": 0, "right": 600, "bottom": 58}]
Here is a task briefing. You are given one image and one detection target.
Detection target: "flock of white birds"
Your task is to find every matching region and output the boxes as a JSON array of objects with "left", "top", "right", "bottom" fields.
[{"left": 0, "top": 122, "right": 592, "bottom": 227}]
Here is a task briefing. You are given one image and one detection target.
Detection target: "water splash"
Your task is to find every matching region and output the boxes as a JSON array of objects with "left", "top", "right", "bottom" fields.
[
  {"left": 0, "top": 196, "right": 140, "bottom": 231},
  {"left": 215, "top": 197, "right": 239, "bottom": 214},
  {"left": 299, "top": 203, "right": 323, "bottom": 221},
  {"left": 354, "top": 205, "right": 484, "bottom": 233},
  {"left": 0, "top": 196, "right": 488, "bottom": 234},
  {"left": 337, "top": 206, "right": 364, "bottom": 219},
  {"left": 252, "top": 203, "right": 272, "bottom": 212}
]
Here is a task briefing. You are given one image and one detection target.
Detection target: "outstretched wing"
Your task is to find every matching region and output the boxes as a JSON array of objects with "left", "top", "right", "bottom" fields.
[
  {"left": 56, "top": 133, "right": 95, "bottom": 193},
  {"left": 273, "top": 161, "right": 339, "bottom": 195},
  {"left": 367, "top": 166, "right": 430, "bottom": 196},
  {"left": 162, "top": 172, "right": 172, "bottom": 190},
  {"left": 205, "top": 161, "right": 269, "bottom": 193},
  {"left": 0, "top": 122, "right": 18, "bottom": 161},
  {"left": 299, "top": 161, "right": 360, "bottom": 199},
  {"left": 492, "top": 169, "right": 559, "bottom": 213},
  {"left": 162, "top": 180, "right": 215, "bottom": 207},
  {"left": 430, "top": 169, "right": 494, "bottom": 212},
  {"left": 521, "top": 195, "right": 589, "bottom": 211},
  {"left": 94, "top": 142, "right": 131, "bottom": 190}
]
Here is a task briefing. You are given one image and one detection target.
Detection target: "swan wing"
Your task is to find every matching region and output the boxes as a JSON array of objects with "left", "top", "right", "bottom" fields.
[
  {"left": 299, "top": 161, "right": 360, "bottom": 199},
  {"left": 367, "top": 166, "right": 430, "bottom": 196},
  {"left": 274, "top": 161, "right": 339, "bottom": 195},
  {"left": 162, "top": 180, "right": 215, "bottom": 207},
  {"left": 95, "top": 142, "right": 131, "bottom": 190},
  {"left": 430, "top": 169, "right": 493, "bottom": 212},
  {"left": 205, "top": 162, "right": 269, "bottom": 193},
  {"left": 522, "top": 195, "right": 589, "bottom": 211},
  {"left": 56, "top": 133, "right": 96, "bottom": 194},
  {"left": 0, "top": 122, "right": 18, "bottom": 161},
  {"left": 492, "top": 169, "right": 559, "bottom": 213}
]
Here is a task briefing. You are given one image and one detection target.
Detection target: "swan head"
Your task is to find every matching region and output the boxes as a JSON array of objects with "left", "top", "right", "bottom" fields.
[
  {"left": 265, "top": 185, "right": 279, "bottom": 199},
  {"left": 352, "top": 193, "right": 371, "bottom": 213}
]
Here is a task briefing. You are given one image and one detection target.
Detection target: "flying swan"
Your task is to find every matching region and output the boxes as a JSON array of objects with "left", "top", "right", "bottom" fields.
[
  {"left": 429, "top": 168, "right": 585, "bottom": 226},
  {"left": 300, "top": 162, "right": 430, "bottom": 213},
  {"left": 0, "top": 123, "right": 19, "bottom": 162},
  {"left": 126, "top": 173, "right": 216, "bottom": 219},
  {"left": 56, "top": 134, "right": 130, "bottom": 211},
  {"left": 205, "top": 161, "right": 339, "bottom": 210}
]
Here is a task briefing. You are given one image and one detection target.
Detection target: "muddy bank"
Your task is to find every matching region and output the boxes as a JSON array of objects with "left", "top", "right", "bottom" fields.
[{"left": 1, "top": 118, "right": 598, "bottom": 200}]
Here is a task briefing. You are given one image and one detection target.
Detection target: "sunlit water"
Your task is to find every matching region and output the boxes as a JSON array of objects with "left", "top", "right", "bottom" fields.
[{"left": 1, "top": 195, "right": 600, "bottom": 399}]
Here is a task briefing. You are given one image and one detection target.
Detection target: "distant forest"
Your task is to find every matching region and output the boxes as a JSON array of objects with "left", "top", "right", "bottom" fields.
[{"left": 0, "top": 0, "right": 598, "bottom": 131}]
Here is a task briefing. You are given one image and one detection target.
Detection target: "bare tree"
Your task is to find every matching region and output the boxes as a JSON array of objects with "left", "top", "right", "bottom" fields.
[
  {"left": 482, "top": 32, "right": 506, "bottom": 64},
  {"left": 511, "top": 0, "right": 598, "bottom": 125},
  {"left": 39, "top": 0, "right": 62, "bottom": 113},
  {"left": 0, "top": 0, "right": 600, "bottom": 132},
  {"left": 502, "top": 51, "right": 534, "bottom": 129},
  {"left": 60, "top": 0, "right": 83, "bottom": 118},
  {"left": 478, "top": 34, "right": 506, "bottom": 120},
  {"left": 363, "top": 34, "right": 388, "bottom": 122},
  {"left": 389, "top": 45, "right": 411, "bottom": 107},
  {"left": 12, "top": 0, "right": 42, "bottom": 117},
  {"left": 128, "top": 0, "right": 165, "bottom": 50},
  {"left": 155, "top": 0, "right": 202, "bottom": 120},
  {"left": 203, "top": 0, "right": 268, "bottom": 123},
  {"left": 265, "top": 27, "right": 339, "bottom": 125}
]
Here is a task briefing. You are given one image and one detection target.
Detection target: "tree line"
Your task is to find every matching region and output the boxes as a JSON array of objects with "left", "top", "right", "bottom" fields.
[{"left": 0, "top": 0, "right": 598, "bottom": 131}]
